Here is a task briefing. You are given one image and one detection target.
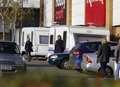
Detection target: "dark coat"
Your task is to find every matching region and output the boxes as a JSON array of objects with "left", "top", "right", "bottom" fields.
[
  {"left": 54, "top": 39, "right": 65, "bottom": 53},
  {"left": 115, "top": 45, "right": 120, "bottom": 63},
  {"left": 25, "top": 40, "right": 33, "bottom": 52},
  {"left": 97, "top": 43, "right": 111, "bottom": 63}
]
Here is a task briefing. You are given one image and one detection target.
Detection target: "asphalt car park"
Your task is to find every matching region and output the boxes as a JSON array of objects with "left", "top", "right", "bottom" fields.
[{"left": 48, "top": 41, "right": 117, "bottom": 77}]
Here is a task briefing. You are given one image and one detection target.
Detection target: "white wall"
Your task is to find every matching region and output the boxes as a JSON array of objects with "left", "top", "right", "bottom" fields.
[
  {"left": 15, "top": 29, "right": 21, "bottom": 46},
  {"left": 44, "top": 0, "right": 53, "bottom": 27},
  {"left": 72, "top": 0, "right": 85, "bottom": 25},
  {"left": 113, "top": 0, "right": 120, "bottom": 26},
  {"left": 23, "top": 0, "right": 40, "bottom": 8}
]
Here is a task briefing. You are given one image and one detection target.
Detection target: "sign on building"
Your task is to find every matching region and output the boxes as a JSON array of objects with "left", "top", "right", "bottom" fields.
[
  {"left": 54, "top": 0, "right": 66, "bottom": 25},
  {"left": 85, "top": 0, "right": 106, "bottom": 27}
]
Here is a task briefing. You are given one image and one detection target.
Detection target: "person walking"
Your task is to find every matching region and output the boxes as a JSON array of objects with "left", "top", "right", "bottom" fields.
[
  {"left": 97, "top": 39, "right": 111, "bottom": 77},
  {"left": 25, "top": 37, "right": 33, "bottom": 62},
  {"left": 114, "top": 38, "right": 120, "bottom": 80},
  {"left": 54, "top": 35, "right": 65, "bottom": 53}
]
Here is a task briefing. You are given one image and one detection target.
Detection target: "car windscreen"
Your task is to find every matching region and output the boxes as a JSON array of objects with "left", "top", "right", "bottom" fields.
[{"left": 0, "top": 42, "right": 20, "bottom": 54}]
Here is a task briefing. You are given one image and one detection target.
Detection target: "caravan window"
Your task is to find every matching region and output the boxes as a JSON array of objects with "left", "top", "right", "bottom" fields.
[
  {"left": 22, "top": 32, "right": 24, "bottom": 46},
  {"left": 31, "top": 32, "right": 33, "bottom": 42},
  {"left": 63, "top": 31, "right": 67, "bottom": 47},
  {"left": 39, "top": 35, "right": 49, "bottom": 44},
  {"left": 50, "top": 35, "right": 53, "bottom": 44}
]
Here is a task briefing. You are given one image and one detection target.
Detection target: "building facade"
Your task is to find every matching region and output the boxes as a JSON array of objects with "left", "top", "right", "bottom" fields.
[
  {"left": 44, "top": 0, "right": 120, "bottom": 41},
  {"left": 113, "top": 0, "right": 120, "bottom": 39},
  {"left": 16, "top": 0, "right": 40, "bottom": 45}
]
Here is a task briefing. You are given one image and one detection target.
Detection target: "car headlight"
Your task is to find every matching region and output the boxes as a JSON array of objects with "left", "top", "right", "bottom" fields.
[{"left": 50, "top": 55, "right": 58, "bottom": 59}]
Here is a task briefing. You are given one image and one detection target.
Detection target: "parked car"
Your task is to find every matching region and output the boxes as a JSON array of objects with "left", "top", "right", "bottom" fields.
[
  {"left": 48, "top": 41, "right": 117, "bottom": 76},
  {"left": 48, "top": 53, "right": 69, "bottom": 69},
  {"left": 48, "top": 41, "right": 100, "bottom": 69},
  {"left": 0, "top": 41, "right": 26, "bottom": 73},
  {"left": 82, "top": 42, "right": 117, "bottom": 76}
]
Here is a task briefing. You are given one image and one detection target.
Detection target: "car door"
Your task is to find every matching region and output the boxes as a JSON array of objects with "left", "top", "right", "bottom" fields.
[{"left": 81, "top": 42, "right": 101, "bottom": 71}]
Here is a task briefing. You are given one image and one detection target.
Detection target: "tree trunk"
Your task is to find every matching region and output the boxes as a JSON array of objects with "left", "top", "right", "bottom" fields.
[
  {"left": 12, "top": 11, "right": 17, "bottom": 42},
  {"left": 2, "top": 17, "right": 5, "bottom": 40}
]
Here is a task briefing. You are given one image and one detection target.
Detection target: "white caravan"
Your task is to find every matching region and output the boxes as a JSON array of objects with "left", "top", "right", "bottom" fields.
[
  {"left": 48, "top": 26, "right": 110, "bottom": 57},
  {"left": 21, "top": 27, "right": 49, "bottom": 59}
]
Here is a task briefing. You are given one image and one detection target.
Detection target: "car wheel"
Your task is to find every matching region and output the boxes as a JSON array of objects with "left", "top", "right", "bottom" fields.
[
  {"left": 98, "top": 66, "right": 113, "bottom": 77},
  {"left": 57, "top": 60, "right": 69, "bottom": 69}
]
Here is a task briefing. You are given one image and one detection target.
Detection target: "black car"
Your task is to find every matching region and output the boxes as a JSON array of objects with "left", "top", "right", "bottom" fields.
[
  {"left": 0, "top": 41, "right": 26, "bottom": 73},
  {"left": 48, "top": 41, "right": 117, "bottom": 69}
]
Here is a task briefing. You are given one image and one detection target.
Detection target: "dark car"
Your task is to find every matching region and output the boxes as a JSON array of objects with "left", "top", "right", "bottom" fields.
[
  {"left": 48, "top": 41, "right": 117, "bottom": 70},
  {"left": 48, "top": 53, "right": 69, "bottom": 69},
  {"left": 48, "top": 41, "right": 100, "bottom": 69},
  {"left": 0, "top": 41, "right": 26, "bottom": 73}
]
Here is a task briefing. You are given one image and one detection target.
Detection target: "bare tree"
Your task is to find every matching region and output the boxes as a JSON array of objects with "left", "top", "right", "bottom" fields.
[{"left": 0, "top": 0, "right": 34, "bottom": 41}]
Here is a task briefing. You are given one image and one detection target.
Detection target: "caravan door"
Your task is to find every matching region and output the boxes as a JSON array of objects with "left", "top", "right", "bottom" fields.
[
  {"left": 34, "top": 29, "right": 49, "bottom": 57},
  {"left": 48, "top": 26, "right": 69, "bottom": 57},
  {"left": 21, "top": 29, "right": 33, "bottom": 53}
]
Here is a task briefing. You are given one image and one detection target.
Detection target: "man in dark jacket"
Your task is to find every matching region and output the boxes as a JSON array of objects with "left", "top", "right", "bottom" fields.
[
  {"left": 114, "top": 38, "right": 120, "bottom": 80},
  {"left": 97, "top": 39, "right": 111, "bottom": 77},
  {"left": 25, "top": 38, "right": 33, "bottom": 62},
  {"left": 54, "top": 35, "right": 65, "bottom": 53}
]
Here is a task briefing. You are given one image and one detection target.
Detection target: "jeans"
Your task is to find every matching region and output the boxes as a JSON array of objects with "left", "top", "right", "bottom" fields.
[
  {"left": 100, "top": 62, "right": 107, "bottom": 76},
  {"left": 27, "top": 51, "right": 32, "bottom": 62},
  {"left": 115, "top": 63, "right": 120, "bottom": 80}
]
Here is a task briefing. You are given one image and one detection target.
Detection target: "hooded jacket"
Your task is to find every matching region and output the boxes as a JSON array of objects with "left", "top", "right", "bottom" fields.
[
  {"left": 97, "top": 42, "right": 111, "bottom": 63},
  {"left": 115, "top": 45, "right": 120, "bottom": 63}
]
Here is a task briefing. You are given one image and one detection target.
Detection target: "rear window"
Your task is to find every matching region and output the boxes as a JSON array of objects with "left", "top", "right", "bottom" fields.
[
  {"left": 0, "top": 42, "right": 20, "bottom": 54},
  {"left": 75, "top": 42, "right": 117, "bottom": 53},
  {"left": 78, "top": 42, "right": 101, "bottom": 53},
  {"left": 86, "top": 42, "right": 101, "bottom": 51}
]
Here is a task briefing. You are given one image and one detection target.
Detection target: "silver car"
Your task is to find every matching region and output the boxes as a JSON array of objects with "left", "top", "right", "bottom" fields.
[
  {"left": 81, "top": 42, "right": 117, "bottom": 76},
  {"left": 0, "top": 41, "right": 26, "bottom": 73}
]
